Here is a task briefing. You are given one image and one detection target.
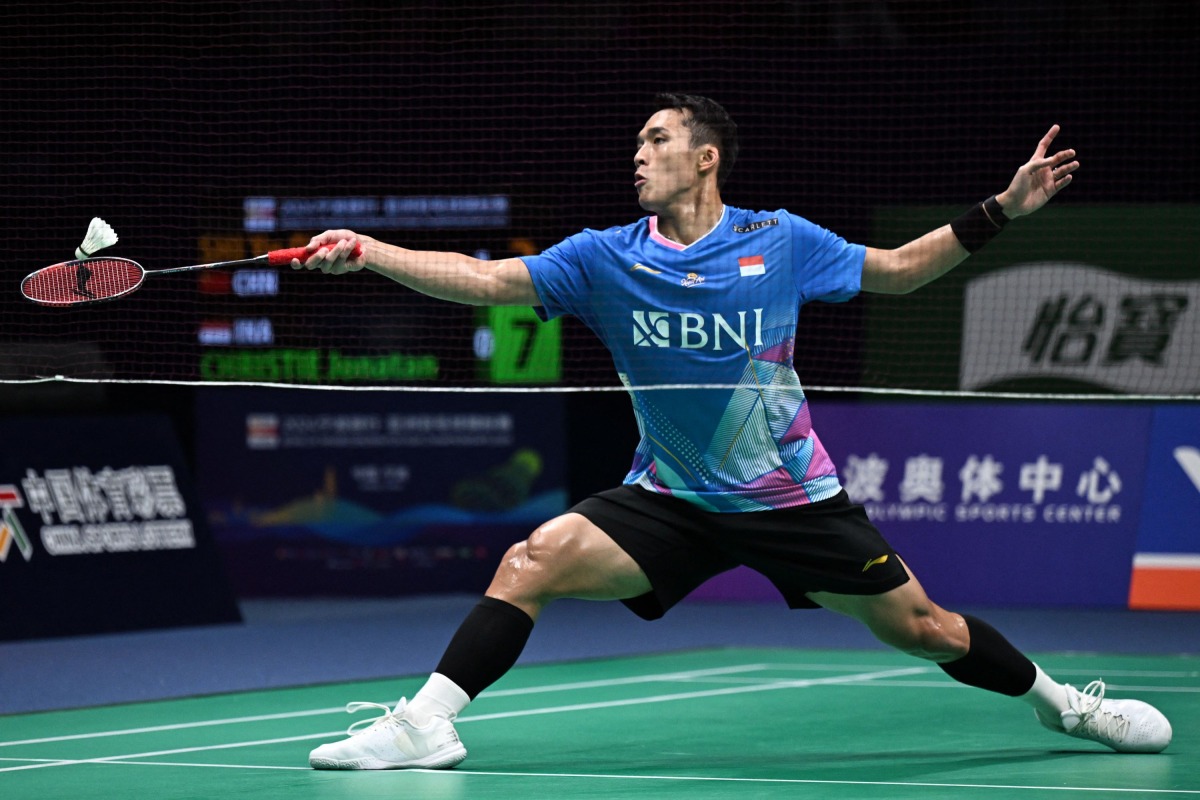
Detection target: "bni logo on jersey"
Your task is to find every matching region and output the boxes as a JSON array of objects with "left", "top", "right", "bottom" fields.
[
  {"left": 632, "top": 309, "right": 764, "bottom": 350},
  {"left": 0, "top": 485, "right": 33, "bottom": 563}
]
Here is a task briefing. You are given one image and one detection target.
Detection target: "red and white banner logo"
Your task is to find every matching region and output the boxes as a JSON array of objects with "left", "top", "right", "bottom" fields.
[{"left": 0, "top": 485, "right": 33, "bottom": 563}]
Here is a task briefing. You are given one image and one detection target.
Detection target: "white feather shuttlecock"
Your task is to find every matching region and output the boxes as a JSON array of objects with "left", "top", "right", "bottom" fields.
[{"left": 75, "top": 217, "right": 118, "bottom": 260}]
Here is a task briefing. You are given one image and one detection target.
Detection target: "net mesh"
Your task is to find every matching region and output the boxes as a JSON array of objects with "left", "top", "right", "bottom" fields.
[{"left": 4, "top": 1, "right": 1197, "bottom": 395}]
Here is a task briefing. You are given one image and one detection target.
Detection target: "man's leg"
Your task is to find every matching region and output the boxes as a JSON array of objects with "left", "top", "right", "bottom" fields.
[
  {"left": 407, "top": 511, "right": 653, "bottom": 718},
  {"left": 807, "top": 559, "right": 1171, "bottom": 753},
  {"left": 310, "top": 512, "right": 652, "bottom": 770}
]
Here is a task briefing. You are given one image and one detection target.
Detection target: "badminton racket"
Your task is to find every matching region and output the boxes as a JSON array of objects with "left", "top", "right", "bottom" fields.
[{"left": 20, "top": 243, "right": 363, "bottom": 307}]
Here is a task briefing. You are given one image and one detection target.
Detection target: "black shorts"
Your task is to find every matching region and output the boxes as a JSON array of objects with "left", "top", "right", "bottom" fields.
[{"left": 569, "top": 486, "right": 909, "bottom": 620}]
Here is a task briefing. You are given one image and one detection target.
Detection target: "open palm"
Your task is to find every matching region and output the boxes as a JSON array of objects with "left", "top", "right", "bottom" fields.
[{"left": 997, "top": 125, "right": 1078, "bottom": 218}]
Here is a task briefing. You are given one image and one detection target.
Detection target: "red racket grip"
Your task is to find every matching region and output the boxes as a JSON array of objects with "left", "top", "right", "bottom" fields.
[{"left": 266, "top": 241, "right": 364, "bottom": 267}]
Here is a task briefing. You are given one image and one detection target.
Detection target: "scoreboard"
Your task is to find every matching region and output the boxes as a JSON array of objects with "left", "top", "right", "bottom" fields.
[{"left": 191, "top": 196, "right": 560, "bottom": 386}]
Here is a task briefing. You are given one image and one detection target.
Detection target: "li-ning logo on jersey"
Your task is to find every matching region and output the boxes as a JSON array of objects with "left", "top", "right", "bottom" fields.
[
  {"left": 732, "top": 218, "right": 779, "bottom": 234},
  {"left": 680, "top": 272, "right": 705, "bottom": 288},
  {"left": 632, "top": 309, "right": 764, "bottom": 350},
  {"left": 630, "top": 263, "right": 663, "bottom": 275}
]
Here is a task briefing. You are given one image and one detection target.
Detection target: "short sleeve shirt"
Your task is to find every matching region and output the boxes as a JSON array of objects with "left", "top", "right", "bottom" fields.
[{"left": 522, "top": 206, "right": 864, "bottom": 512}]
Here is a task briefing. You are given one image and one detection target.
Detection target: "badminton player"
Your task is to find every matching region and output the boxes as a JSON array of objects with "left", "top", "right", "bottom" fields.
[{"left": 299, "top": 93, "right": 1171, "bottom": 769}]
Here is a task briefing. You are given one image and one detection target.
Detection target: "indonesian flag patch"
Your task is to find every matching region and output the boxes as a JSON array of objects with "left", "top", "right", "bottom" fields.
[{"left": 738, "top": 255, "right": 766, "bottom": 277}]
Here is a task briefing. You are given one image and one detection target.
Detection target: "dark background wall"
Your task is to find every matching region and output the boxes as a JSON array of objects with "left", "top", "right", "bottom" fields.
[{"left": 2, "top": 0, "right": 1197, "bottom": 499}]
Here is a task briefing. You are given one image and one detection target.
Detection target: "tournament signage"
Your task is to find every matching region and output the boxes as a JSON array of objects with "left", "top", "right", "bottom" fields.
[
  {"left": 6, "top": 465, "right": 196, "bottom": 557},
  {"left": 696, "top": 399, "right": 1199, "bottom": 610},
  {"left": 243, "top": 194, "right": 510, "bottom": 232},
  {"left": 813, "top": 401, "right": 1151, "bottom": 608},
  {"left": 0, "top": 415, "right": 240, "bottom": 640},
  {"left": 961, "top": 263, "right": 1198, "bottom": 394},
  {"left": 865, "top": 206, "right": 1200, "bottom": 394},
  {"left": 194, "top": 388, "right": 567, "bottom": 596},
  {"left": 1130, "top": 406, "right": 1200, "bottom": 610},
  {"left": 200, "top": 348, "right": 441, "bottom": 383}
]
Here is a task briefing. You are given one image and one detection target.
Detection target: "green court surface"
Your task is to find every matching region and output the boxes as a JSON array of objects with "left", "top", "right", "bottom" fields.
[{"left": 2, "top": 648, "right": 1196, "bottom": 799}]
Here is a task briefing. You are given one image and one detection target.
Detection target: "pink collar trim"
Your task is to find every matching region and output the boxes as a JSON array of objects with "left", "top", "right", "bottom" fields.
[{"left": 648, "top": 207, "right": 726, "bottom": 251}]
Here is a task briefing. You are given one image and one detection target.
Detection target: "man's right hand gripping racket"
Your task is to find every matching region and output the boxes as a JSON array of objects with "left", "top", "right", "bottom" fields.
[{"left": 21, "top": 243, "right": 363, "bottom": 307}]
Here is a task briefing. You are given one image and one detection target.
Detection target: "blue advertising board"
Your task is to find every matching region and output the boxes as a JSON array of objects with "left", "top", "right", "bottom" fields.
[
  {"left": 807, "top": 401, "right": 1153, "bottom": 608},
  {"left": 0, "top": 414, "right": 240, "bottom": 640},
  {"left": 1129, "top": 405, "right": 1200, "bottom": 609},
  {"left": 194, "top": 389, "right": 567, "bottom": 596},
  {"left": 1137, "top": 406, "right": 1200, "bottom": 552}
]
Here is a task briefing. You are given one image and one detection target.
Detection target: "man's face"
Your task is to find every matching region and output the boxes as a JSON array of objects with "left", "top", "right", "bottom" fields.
[{"left": 633, "top": 108, "right": 704, "bottom": 211}]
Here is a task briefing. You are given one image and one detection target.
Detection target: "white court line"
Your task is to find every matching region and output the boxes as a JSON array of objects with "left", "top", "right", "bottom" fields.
[
  {"left": 0, "top": 708, "right": 347, "bottom": 749},
  {"left": 769, "top": 663, "right": 1200, "bottom": 679},
  {"left": 0, "top": 665, "right": 928, "bottom": 774},
  {"left": 0, "top": 663, "right": 773, "bottom": 748},
  {"left": 820, "top": 681, "right": 1200, "bottom": 695},
  {"left": 479, "top": 663, "right": 774, "bottom": 697},
  {"left": 683, "top": 677, "right": 1200, "bottom": 694},
  {"left": 1037, "top": 668, "right": 1200, "bottom": 679},
  {"left": 6, "top": 658, "right": 1194, "bottom": 751},
  {"left": 456, "top": 666, "right": 933, "bottom": 723},
  {"left": 4, "top": 660, "right": 1194, "bottom": 751},
  {"left": 418, "top": 768, "right": 1200, "bottom": 795},
  {"left": 796, "top": 680, "right": 1200, "bottom": 694},
  {"left": 0, "top": 732, "right": 338, "bottom": 773},
  {"left": 2, "top": 758, "right": 1195, "bottom": 795},
  {"left": 0, "top": 756, "right": 310, "bottom": 771}
]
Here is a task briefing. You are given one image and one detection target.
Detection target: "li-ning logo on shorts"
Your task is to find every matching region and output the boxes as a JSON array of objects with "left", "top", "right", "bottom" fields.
[
  {"left": 680, "top": 272, "right": 705, "bottom": 288},
  {"left": 862, "top": 554, "right": 890, "bottom": 572},
  {"left": 632, "top": 309, "right": 764, "bottom": 350}
]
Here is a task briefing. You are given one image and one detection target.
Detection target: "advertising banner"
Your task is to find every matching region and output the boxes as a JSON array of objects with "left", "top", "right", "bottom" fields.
[
  {"left": 961, "top": 264, "right": 1198, "bottom": 394},
  {"left": 0, "top": 415, "right": 240, "bottom": 640},
  {"left": 690, "top": 400, "right": 1163, "bottom": 608},
  {"left": 865, "top": 206, "right": 1200, "bottom": 394},
  {"left": 813, "top": 400, "right": 1152, "bottom": 607},
  {"left": 1129, "top": 405, "right": 1200, "bottom": 610},
  {"left": 194, "top": 389, "right": 567, "bottom": 596}
]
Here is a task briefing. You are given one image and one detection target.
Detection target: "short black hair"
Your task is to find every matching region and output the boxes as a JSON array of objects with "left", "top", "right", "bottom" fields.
[{"left": 652, "top": 93, "right": 739, "bottom": 188}]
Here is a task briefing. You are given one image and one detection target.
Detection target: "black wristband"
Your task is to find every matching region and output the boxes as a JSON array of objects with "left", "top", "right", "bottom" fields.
[{"left": 950, "top": 195, "right": 1009, "bottom": 253}]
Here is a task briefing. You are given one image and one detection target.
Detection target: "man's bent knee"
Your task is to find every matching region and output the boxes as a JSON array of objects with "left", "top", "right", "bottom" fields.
[
  {"left": 812, "top": 579, "right": 970, "bottom": 663},
  {"left": 879, "top": 609, "right": 969, "bottom": 662},
  {"left": 486, "top": 514, "right": 650, "bottom": 618}
]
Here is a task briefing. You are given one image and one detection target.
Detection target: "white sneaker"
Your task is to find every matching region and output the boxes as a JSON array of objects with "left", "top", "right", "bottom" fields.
[
  {"left": 1035, "top": 680, "right": 1172, "bottom": 753},
  {"left": 309, "top": 700, "right": 467, "bottom": 770}
]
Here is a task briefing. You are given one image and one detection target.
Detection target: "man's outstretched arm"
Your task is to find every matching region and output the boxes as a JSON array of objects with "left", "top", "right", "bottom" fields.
[
  {"left": 292, "top": 231, "right": 540, "bottom": 307},
  {"left": 861, "top": 125, "right": 1078, "bottom": 295}
]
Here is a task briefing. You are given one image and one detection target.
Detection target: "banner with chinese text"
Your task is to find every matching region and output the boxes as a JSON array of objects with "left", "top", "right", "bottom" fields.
[
  {"left": 815, "top": 400, "right": 1150, "bottom": 607},
  {"left": 865, "top": 207, "right": 1199, "bottom": 394},
  {"left": 0, "top": 415, "right": 240, "bottom": 640},
  {"left": 695, "top": 400, "right": 1156, "bottom": 608},
  {"left": 194, "top": 388, "right": 567, "bottom": 596}
]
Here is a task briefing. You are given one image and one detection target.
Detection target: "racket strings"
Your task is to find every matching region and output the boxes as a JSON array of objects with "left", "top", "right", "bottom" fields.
[{"left": 23, "top": 259, "right": 144, "bottom": 305}]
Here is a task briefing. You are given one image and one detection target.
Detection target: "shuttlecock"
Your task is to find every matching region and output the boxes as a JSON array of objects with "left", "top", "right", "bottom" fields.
[{"left": 75, "top": 217, "right": 118, "bottom": 260}]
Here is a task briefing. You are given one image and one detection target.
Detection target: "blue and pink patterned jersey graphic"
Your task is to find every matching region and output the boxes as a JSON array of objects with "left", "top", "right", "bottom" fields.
[{"left": 524, "top": 205, "right": 865, "bottom": 512}]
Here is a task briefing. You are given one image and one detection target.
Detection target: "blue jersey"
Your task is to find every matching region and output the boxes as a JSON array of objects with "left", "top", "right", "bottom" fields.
[{"left": 522, "top": 206, "right": 864, "bottom": 512}]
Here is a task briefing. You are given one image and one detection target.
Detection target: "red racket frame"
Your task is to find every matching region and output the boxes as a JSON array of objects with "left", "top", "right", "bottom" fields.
[{"left": 20, "top": 244, "right": 361, "bottom": 306}]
